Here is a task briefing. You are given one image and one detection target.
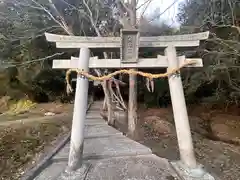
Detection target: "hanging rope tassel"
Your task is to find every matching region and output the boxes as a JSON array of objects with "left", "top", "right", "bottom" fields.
[
  {"left": 146, "top": 78, "right": 155, "bottom": 92},
  {"left": 150, "top": 78, "right": 154, "bottom": 92},
  {"left": 66, "top": 83, "right": 73, "bottom": 94}
]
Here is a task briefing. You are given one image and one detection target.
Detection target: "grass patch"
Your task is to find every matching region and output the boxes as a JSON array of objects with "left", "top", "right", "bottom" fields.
[{"left": 0, "top": 119, "right": 72, "bottom": 180}]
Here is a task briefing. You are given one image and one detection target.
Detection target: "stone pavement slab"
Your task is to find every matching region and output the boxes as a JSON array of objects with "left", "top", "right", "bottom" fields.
[
  {"left": 56, "top": 154, "right": 180, "bottom": 180},
  {"left": 85, "top": 118, "right": 106, "bottom": 125},
  {"left": 84, "top": 154, "right": 180, "bottom": 180},
  {"left": 34, "top": 161, "right": 67, "bottom": 180},
  {"left": 87, "top": 110, "right": 102, "bottom": 113},
  {"left": 35, "top": 155, "right": 181, "bottom": 180},
  {"left": 53, "top": 136, "right": 152, "bottom": 161},
  {"left": 87, "top": 106, "right": 101, "bottom": 110},
  {"left": 84, "top": 124, "right": 123, "bottom": 138},
  {"left": 86, "top": 114, "right": 102, "bottom": 119}
]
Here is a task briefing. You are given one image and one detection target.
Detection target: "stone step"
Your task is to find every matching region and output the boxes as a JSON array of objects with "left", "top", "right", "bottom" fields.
[
  {"left": 87, "top": 111, "right": 101, "bottom": 116},
  {"left": 53, "top": 136, "right": 152, "bottom": 161},
  {"left": 84, "top": 124, "right": 123, "bottom": 138},
  {"left": 89, "top": 105, "right": 101, "bottom": 108},
  {"left": 85, "top": 118, "right": 106, "bottom": 125},
  {"left": 90, "top": 108, "right": 101, "bottom": 110},
  {"left": 57, "top": 155, "right": 180, "bottom": 180},
  {"left": 86, "top": 115, "right": 102, "bottom": 119},
  {"left": 88, "top": 109, "right": 102, "bottom": 112}
]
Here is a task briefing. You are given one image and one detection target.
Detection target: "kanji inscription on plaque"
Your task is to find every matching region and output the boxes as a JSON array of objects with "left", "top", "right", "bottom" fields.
[{"left": 120, "top": 29, "right": 139, "bottom": 63}]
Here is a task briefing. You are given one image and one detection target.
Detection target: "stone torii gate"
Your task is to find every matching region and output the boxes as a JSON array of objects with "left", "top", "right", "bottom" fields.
[{"left": 45, "top": 30, "right": 215, "bottom": 179}]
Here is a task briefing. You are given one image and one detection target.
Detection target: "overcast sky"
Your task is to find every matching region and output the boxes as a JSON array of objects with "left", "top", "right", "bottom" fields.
[{"left": 137, "top": 0, "right": 184, "bottom": 26}]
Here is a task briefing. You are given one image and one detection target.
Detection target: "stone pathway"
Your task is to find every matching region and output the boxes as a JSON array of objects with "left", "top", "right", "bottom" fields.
[{"left": 31, "top": 102, "right": 188, "bottom": 180}]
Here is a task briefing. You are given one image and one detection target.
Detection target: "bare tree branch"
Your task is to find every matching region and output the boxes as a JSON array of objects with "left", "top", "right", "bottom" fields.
[
  {"left": 138, "top": 0, "right": 153, "bottom": 20},
  {"left": 1, "top": 52, "right": 64, "bottom": 68},
  {"left": 137, "top": 0, "right": 153, "bottom": 10},
  {"left": 148, "top": 0, "right": 179, "bottom": 23},
  {"left": 47, "top": 0, "right": 73, "bottom": 34},
  {"left": 27, "top": 0, "right": 73, "bottom": 35}
]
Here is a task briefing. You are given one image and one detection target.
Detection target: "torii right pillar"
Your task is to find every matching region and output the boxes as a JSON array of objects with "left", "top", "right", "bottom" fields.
[{"left": 165, "top": 46, "right": 215, "bottom": 180}]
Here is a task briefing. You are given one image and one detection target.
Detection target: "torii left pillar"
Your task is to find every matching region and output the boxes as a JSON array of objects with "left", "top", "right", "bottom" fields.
[{"left": 67, "top": 48, "right": 90, "bottom": 171}]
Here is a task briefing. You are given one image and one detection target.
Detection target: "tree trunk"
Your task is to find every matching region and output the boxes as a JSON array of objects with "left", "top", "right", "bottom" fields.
[
  {"left": 128, "top": 0, "right": 138, "bottom": 137},
  {"left": 93, "top": 69, "right": 113, "bottom": 125},
  {"left": 128, "top": 74, "right": 138, "bottom": 136},
  {"left": 103, "top": 96, "right": 107, "bottom": 111},
  {"left": 102, "top": 80, "right": 114, "bottom": 125}
]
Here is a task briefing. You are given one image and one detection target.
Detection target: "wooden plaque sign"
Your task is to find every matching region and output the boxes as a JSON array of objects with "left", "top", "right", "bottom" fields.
[{"left": 120, "top": 29, "right": 139, "bottom": 63}]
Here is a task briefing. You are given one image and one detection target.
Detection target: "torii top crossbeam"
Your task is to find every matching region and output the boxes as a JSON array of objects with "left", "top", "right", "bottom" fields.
[
  {"left": 45, "top": 31, "right": 209, "bottom": 48},
  {"left": 45, "top": 29, "right": 209, "bottom": 64}
]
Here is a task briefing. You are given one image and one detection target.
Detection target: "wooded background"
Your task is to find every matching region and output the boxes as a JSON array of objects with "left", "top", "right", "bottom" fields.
[{"left": 0, "top": 0, "right": 239, "bottom": 108}]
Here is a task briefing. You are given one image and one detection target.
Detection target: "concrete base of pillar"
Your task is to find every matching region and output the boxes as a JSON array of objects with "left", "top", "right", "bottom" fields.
[
  {"left": 170, "top": 161, "right": 215, "bottom": 180},
  {"left": 58, "top": 163, "right": 91, "bottom": 180}
]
